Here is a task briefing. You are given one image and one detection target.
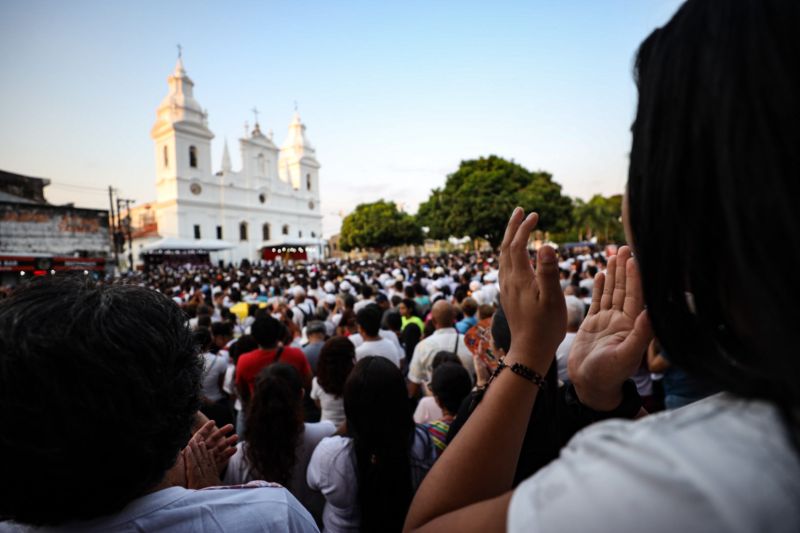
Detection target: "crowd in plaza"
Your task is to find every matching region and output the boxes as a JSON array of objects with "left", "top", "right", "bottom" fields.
[{"left": 1, "top": 0, "right": 799, "bottom": 532}]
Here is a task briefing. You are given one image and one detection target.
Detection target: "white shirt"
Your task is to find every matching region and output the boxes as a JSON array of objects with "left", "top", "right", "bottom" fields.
[
  {"left": 353, "top": 298, "right": 375, "bottom": 313},
  {"left": 408, "top": 327, "right": 475, "bottom": 385},
  {"left": 223, "top": 421, "right": 336, "bottom": 524},
  {"left": 355, "top": 338, "right": 402, "bottom": 367},
  {"left": 200, "top": 352, "right": 227, "bottom": 402},
  {"left": 349, "top": 329, "right": 403, "bottom": 354},
  {"left": 6, "top": 483, "right": 317, "bottom": 532},
  {"left": 508, "top": 393, "right": 800, "bottom": 533},
  {"left": 310, "top": 377, "right": 346, "bottom": 427},
  {"left": 554, "top": 332, "right": 576, "bottom": 383},
  {"left": 413, "top": 396, "right": 443, "bottom": 424},
  {"left": 307, "top": 430, "right": 437, "bottom": 533}
]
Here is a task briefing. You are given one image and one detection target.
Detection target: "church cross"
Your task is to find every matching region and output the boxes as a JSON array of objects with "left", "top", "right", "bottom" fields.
[
  {"left": 177, "top": 43, "right": 182, "bottom": 59},
  {"left": 252, "top": 106, "right": 260, "bottom": 125}
]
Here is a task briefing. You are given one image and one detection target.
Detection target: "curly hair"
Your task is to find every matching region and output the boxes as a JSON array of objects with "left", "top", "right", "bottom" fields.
[
  {"left": 0, "top": 276, "right": 201, "bottom": 526},
  {"left": 244, "top": 363, "right": 304, "bottom": 486},
  {"left": 316, "top": 336, "right": 356, "bottom": 397}
]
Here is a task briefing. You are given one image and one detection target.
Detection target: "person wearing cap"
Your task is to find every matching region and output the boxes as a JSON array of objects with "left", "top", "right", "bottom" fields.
[{"left": 303, "top": 320, "right": 328, "bottom": 374}]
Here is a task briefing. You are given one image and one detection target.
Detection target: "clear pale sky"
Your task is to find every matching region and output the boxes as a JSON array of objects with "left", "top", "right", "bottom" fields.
[{"left": 0, "top": 0, "right": 683, "bottom": 237}]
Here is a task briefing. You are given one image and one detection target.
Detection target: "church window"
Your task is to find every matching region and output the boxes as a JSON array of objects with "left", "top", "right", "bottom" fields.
[
  {"left": 299, "top": 230, "right": 303, "bottom": 238},
  {"left": 311, "top": 231, "right": 316, "bottom": 238},
  {"left": 258, "top": 193, "right": 266, "bottom": 204},
  {"left": 193, "top": 225, "right": 201, "bottom": 240},
  {"left": 239, "top": 222, "right": 248, "bottom": 241},
  {"left": 262, "top": 223, "right": 271, "bottom": 241},
  {"left": 257, "top": 154, "right": 266, "bottom": 175},
  {"left": 189, "top": 146, "right": 198, "bottom": 168},
  {"left": 216, "top": 226, "right": 223, "bottom": 239},
  {"left": 282, "top": 224, "right": 289, "bottom": 236},
  {"left": 163, "top": 145, "right": 169, "bottom": 168},
  {"left": 306, "top": 173, "right": 312, "bottom": 191}
]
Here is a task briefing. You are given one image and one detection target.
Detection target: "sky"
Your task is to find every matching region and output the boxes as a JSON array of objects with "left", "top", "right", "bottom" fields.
[{"left": 0, "top": 0, "right": 683, "bottom": 237}]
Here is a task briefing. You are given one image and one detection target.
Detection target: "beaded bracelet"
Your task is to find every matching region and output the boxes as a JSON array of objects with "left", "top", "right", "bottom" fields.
[{"left": 484, "top": 358, "right": 547, "bottom": 391}]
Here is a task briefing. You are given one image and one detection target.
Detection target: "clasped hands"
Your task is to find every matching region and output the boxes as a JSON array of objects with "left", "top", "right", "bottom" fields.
[{"left": 499, "top": 208, "right": 653, "bottom": 411}]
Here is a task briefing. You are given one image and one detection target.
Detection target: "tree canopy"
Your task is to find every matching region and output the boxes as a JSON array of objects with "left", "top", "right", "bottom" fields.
[
  {"left": 571, "top": 194, "right": 624, "bottom": 243},
  {"left": 339, "top": 200, "right": 423, "bottom": 252},
  {"left": 416, "top": 155, "right": 573, "bottom": 248}
]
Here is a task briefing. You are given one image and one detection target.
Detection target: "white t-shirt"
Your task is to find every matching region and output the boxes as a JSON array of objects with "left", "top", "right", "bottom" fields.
[
  {"left": 413, "top": 396, "right": 443, "bottom": 424},
  {"left": 5, "top": 483, "right": 317, "bottom": 532},
  {"left": 200, "top": 352, "right": 227, "bottom": 402},
  {"left": 310, "top": 377, "right": 346, "bottom": 427},
  {"left": 223, "top": 421, "right": 336, "bottom": 524},
  {"left": 355, "top": 338, "right": 402, "bottom": 367},
  {"left": 349, "top": 329, "right": 403, "bottom": 354},
  {"left": 408, "top": 328, "right": 475, "bottom": 385},
  {"left": 307, "top": 429, "right": 437, "bottom": 533},
  {"left": 508, "top": 393, "right": 800, "bottom": 533},
  {"left": 554, "top": 332, "right": 576, "bottom": 383}
]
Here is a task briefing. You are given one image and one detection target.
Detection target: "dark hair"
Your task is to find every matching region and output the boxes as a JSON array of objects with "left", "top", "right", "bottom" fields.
[
  {"left": 400, "top": 298, "right": 418, "bottom": 316},
  {"left": 251, "top": 315, "right": 283, "bottom": 348},
  {"left": 193, "top": 328, "right": 213, "bottom": 351},
  {"left": 196, "top": 314, "right": 212, "bottom": 329},
  {"left": 345, "top": 357, "right": 415, "bottom": 533},
  {"left": 229, "top": 334, "right": 258, "bottom": 364},
  {"left": 384, "top": 310, "right": 402, "bottom": 332},
  {"left": 628, "top": 0, "right": 800, "bottom": 439},
  {"left": 316, "top": 336, "right": 356, "bottom": 397},
  {"left": 461, "top": 297, "right": 478, "bottom": 317},
  {"left": 432, "top": 350, "right": 461, "bottom": 371},
  {"left": 431, "top": 362, "right": 472, "bottom": 413},
  {"left": 491, "top": 304, "right": 511, "bottom": 353},
  {"left": 211, "top": 320, "right": 234, "bottom": 338},
  {"left": 244, "top": 364, "right": 304, "bottom": 486},
  {"left": 0, "top": 277, "right": 200, "bottom": 525},
  {"left": 356, "top": 304, "right": 383, "bottom": 337},
  {"left": 401, "top": 322, "right": 422, "bottom": 364}
]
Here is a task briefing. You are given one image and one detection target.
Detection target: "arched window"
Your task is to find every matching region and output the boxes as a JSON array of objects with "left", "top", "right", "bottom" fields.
[
  {"left": 239, "top": 221, "right": 248, "bottom": 241},
  {"left": 311, "top": 231, "right": 316, "bottom": 238},
  {"left": 298, "top": 230, "right": 303, "bottom": 238},
  {"left": 189, "top": 146, "right": 198, "bottom": 168},
  {"left": 163, "top": 145, "right": 169, "bottom": 168},
  {"left": 257, "top": 153, "right": 266, "bottom": 175},
  {"left": 262, "top": 223, "right": 271, "bottom": 241},
  {"left": 306, "top": 173, "right": 312, "bottom": 191},
  {"left": 282, "top": 224, "right": 289, "bottom": 236}
]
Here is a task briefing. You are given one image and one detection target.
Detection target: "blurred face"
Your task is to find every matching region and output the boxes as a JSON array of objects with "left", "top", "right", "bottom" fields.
[{"left": 399, "top": 303, "right": 409, "bottom": 317}]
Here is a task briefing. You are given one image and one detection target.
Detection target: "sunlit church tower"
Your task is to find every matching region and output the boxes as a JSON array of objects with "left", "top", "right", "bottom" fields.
[{"left": 130, "top": 52, "right": 323, "bottom": 264}]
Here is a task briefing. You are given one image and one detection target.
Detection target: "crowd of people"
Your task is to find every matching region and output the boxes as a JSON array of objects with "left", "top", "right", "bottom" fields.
[{"left": 1, "top": 0, "right": 799, "bottom": 531}]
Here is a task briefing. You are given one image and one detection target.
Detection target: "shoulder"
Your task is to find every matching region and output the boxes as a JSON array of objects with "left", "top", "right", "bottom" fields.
[{"left": 509, "top": 394, "right": 800, "bottom": 533}]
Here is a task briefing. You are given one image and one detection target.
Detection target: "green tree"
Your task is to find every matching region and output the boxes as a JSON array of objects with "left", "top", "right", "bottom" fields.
[
  {"left": 416, "top": 155, "right": 573, "bottom": 248},
  {"left": 340, "top": 200, "right": 423, "bottom": 253},
  {"left": 572, "top": 194, "right": 624, "bottom": 243}
]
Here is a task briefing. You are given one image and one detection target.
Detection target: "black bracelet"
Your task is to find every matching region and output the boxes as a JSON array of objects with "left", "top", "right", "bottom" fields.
[{"left": 484, "top": 358, "right": 547, "bottom": 391}]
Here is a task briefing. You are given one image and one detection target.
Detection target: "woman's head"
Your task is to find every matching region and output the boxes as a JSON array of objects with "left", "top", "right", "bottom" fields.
[
  {"left": 244, "top": 363, "right": 304, "bottom": 486},
  {"left": 344, "top": 356, "right": 415, "bottom": 533},
  {"left": 316, "top": 336, "right": 356, "bottom": 397},
  {"left": 627, "top": 0, "right": 799, "bottom": 413}
]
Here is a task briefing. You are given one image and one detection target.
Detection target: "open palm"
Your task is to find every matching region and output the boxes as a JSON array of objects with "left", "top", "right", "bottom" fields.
[{"left": 567, "top": 246, "right": 653, "bottom": 411}]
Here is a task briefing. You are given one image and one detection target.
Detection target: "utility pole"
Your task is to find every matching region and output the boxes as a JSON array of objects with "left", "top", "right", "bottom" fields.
[
  {"left": 116, "top": 197, "right": 136, "bottom": 272},
  {"left": 108, "top": 186, "right": 120, "bottom": 271}
]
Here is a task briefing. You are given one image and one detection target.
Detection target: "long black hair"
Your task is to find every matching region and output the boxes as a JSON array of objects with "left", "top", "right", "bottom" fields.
[
  {"left": 628, "top": 0, "right": 799, "bottom": 440},
  {"left": 344, "top": 356, "right": 415, "bottom": 533},
  {"left": 244, "top": 363, "right": 304, "bottom": 486},
  {"left": 316, "top": 336, "right": 356, "bottom": 397}
]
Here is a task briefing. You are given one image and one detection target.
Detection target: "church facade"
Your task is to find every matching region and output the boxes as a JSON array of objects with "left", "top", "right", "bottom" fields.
[{"left": 129, "top": 56, "right": 323, "bottom": 265}]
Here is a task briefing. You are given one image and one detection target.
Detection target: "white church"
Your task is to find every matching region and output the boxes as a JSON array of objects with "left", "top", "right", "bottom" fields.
[{"left": 128, "top": 54, "right": 323, "bottom": 266}]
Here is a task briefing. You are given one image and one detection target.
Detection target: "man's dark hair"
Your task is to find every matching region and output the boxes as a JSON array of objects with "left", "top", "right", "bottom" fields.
[
  {"left": 491, "top": 304, "right": 511, "bottom": 353},
  {"left": 628, "top": 0, "right": 800, "bottom": 440},
  {"left": 251, "top": 315, "right": 283, "bottom": 348},
  {"left": 383, "top": 310, "right": 402, "bottom": 332},
  {"left": 356, "top": 304, "right": 382, "bottom": 337},
  {"left": 317, "top": 336, "right": 356, "bottom": 397},
  {"left": 211, "top": 320, "right": 234, "bottom": 338},
  {"left": 431, "top": 362, "right": 472, "bottom": 413},
  {"left": 0, "top": 277, "right": 201, "bottom": 525}
]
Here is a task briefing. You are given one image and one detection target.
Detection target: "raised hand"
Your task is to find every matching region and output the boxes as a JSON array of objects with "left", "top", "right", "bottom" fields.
[
  {"left": 184, "top": 438, "right": 222, "bottom": 489},
  {"left": 567, "top": 246, "right": 654, "bottom": 411},
  {"left": 191, "top": 420, "right": 238, "bottom": 475},
  {"left": 499, "top": 208, "right": 566, "bottom": 375}
]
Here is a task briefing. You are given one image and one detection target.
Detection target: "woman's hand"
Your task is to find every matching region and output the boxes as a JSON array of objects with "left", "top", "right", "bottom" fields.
[
  {"left": 499, "top": 208, "right": 566, "bottom": 375},
  {"left": 184, "top": 439, "right": 222, "bottom": 489},
  {"left": 567, "top": 246, "right": 654, "bottom": 411},
  {"left": 191, "top": 420, "right": 238, "bottom": 475}
]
